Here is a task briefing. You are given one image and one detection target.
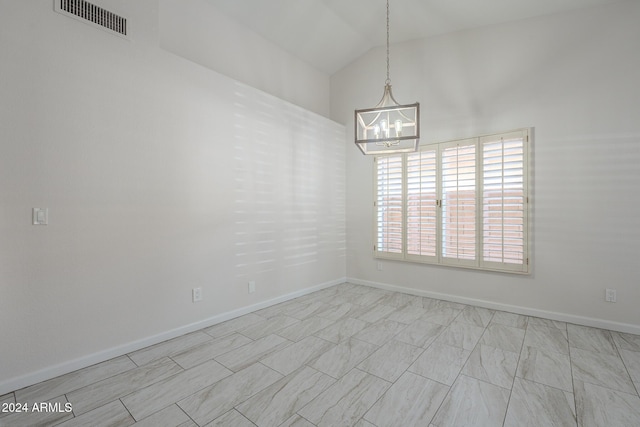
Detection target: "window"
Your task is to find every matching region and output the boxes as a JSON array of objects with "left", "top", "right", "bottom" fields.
[{"left": 374, "top": 129, "right": 530, "bottom": 273}]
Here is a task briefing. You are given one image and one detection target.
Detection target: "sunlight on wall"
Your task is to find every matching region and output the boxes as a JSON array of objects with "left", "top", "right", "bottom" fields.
[{"left": 232, "top": 83, "right": 346, "bottom": 283}]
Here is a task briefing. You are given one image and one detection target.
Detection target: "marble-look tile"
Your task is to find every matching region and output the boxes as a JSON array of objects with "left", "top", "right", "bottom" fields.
[
  {"left": 358, "top": 340, "right": 424, "bottom": 382},
  {"left": 253, "top": 300, "right": 300, "bottom": 319},
  {"left": 283, "top": 301, "right": 331, "bottom": 320},
  {"left": 436, "top": 321, "right": 485, "bottom": 350},
  {"left": 131, "top": 405, "right": 190, "bottom": 427},
  {"left": 419, "top": 306, "right": 462, "bottom": 326},
  {"left": 568, "top": 324, "right": 618, "bottom": 355},
  {"left": 431, "top": 375, "right": 510, "bottom": 427},
  {"left": 364, "top": 372, "right": 448, "bottom": 427},
  {"left": 422, "top": 297, "right": 468, "bottom": 311},
  {"left": 575, "top": 380, "right": 640, "bottom": 427},
  {"left": 419, "top": 297, "right": 441, "bottom": 310},
  {"left": 215, "top": 334, "right": 291, "bottom": 371},
  {"left": 57, "top": 400, "right": 134, "bottom": 427},
  {"left": 203, "top": 409, "right": 254, "bottom": 427},
  {"left": 516, "top": 345, "right": 573, "bottom": 392},
  {"left": 354, "top": 419, "right": 377, "bottom": 427},
  {"left": 527, "top": 316, "right": 567, "bottom": 331},
  {"left": 353, "top": 319, "right": 407, "bottom": 346},
  {"left": 315, "top": 302, "right": 367, "bottom": 321},
  {"left": 394, "top": 320, "right": 444, "bottom": 348},
  {"left": 336, "top": 283, "right": 370, "bottom": 294},
  {"left": 236, "top": 366, "right": 335, "bottom": 427},
  {"left": 260, "top": 336, "right": 335, "bottom": 376},
  {"left": 311, "top": 338, "right": 378, "bottom": 379},
  {"left": 434, "top": 299, "right": 468, "bottom": 310},
  {"left": 297, "top": 368, "right": 390, "bottom": 427},
  {"left": 178, "top": 363, "right": 283, "bottom": 426},
  {"left": 171, "top": 333, "right": 253, "bottom": 369},
  {"left": 349, "top": 290, "right": 389, "bottom": 307},
  {"left": 613, "top": 332, "right": 640, "bottom": 352},
  {"left": 491, "top": 311, "right": 528, "bottom": 329},
  {"left": 571, "top": 347, "right": 636, "bottom": 394},
  {"left": 458, "top": 306, "right": 495, "bottom": 327},
  {"left": 122, "top": 359, "right": 232, "bottom": 421},
  {"left": 377, "top": 292, "right": 422, "bottom": 308},
  {"left": 408, "top": 342, "right": 471, "bottom": 386},
  {"left": 128, "top": 332, "right": 212, "bottom": 366},
  {"left": 203, "top": 313, "right": 265, "bottom": 338},
  {"left": 462, "top": 344, "right": 518, "bottom": 389},
  {"left": 503, "top": 377, "right": 576, "bottom": 427},
  {"left": 67, "top": 357, "right": 182, "bottom": 415},
  {"left": 619, "top": 348, "right": 640, "bottom": 390},
  {"left": 15, "top": 356, "right": 136, "bottom": 402},
  {"left": 322, "top": 291, "right": 364, "bottom": 306},
  {"left": 238, "top": 315, "right": 300, "bottom": 340},
  {"left": 481, "top": 323, "right": 526, "bottom": 353},
  {"left": 386, "top": 304, "right": 428, "bottom": 324},
  {"left": 524, "top": 324, "right": 569, "bottom": 355},
  {"left": 314, "top": 317, "right": 368, "bottom": 343},
  {"left": 0, "top": 393, "right": 14, "bottom": 405},
  {"left": 0, "top": 395, "right": 73, "bottom": 426},
  {"left": 356, "top": 304, "right": 397, "bottom": 323},
  {"left": 278, "top": 414, "right": 316, "bottom": 427},
  {"left": 277, "top": 316, "right": 334, "bottom": 342}
]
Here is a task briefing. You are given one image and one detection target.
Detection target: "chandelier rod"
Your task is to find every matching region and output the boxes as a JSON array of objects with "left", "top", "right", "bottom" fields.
[{"left": 386, "top": 0, "right": 390, "bottom": 85}]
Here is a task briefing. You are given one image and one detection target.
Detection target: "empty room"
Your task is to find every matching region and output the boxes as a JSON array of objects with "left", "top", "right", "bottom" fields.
[{"left": 1, "top": 0, "right": 639, "bottom": 426}]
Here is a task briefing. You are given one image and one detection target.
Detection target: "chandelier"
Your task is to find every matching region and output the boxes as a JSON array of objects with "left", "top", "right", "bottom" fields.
[{"left": 355, "top": 0, "right": 420, "bottom": 155}]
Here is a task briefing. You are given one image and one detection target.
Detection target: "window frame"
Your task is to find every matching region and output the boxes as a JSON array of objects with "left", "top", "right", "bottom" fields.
[{"left": 373, "top": 128, "right": 531, "bottom": 274}]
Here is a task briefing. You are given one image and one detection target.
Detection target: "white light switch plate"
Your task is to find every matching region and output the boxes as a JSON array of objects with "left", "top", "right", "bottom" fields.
[{"left": 33, "top": 208, "right": 48, "bottom": 225}]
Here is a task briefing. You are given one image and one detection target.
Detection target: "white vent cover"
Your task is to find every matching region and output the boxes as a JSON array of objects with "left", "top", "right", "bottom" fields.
[{"left": 54, "top": 0, "right": 129, "bottom": 39}]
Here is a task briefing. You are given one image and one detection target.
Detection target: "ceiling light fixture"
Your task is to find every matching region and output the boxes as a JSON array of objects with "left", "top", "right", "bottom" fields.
[{"left": 355, "top": 0, "right": 420, "bottom": 155}]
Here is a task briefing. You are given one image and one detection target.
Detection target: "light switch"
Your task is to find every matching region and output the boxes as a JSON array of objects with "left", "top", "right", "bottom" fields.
[{"left": 33, "top": 208, "right": 48, "bottom": 225}]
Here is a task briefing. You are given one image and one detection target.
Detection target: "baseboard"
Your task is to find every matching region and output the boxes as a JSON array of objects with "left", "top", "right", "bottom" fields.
[
  {"left": 348, "top": 277, "right": 640, "bottom": 336},
  {"left": 0, "top": 277, "right": 345, "bottom": 395}
]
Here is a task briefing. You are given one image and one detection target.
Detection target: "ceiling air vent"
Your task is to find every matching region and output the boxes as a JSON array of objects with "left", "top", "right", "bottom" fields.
[{"left": 54, "top": 0, "right": 129, "bottom": 39}]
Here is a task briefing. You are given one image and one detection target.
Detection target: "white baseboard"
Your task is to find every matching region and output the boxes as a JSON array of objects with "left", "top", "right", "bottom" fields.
[
  {"left": 0, "top": 277, "right": 345, "bottom": 395},
  {"left": 348, "top": 277, "right": 640, "bottom": 336}
]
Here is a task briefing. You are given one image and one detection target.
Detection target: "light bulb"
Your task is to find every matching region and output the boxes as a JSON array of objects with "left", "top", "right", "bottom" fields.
[
  {"left": 380, "top": 120, "right": 389, "bottom": 138},
  {"left": 395, "top": 119, "right": 403, "bottom": 137},
  {"left": 374, "top": 125, "right": 380, "bottom": 139}
]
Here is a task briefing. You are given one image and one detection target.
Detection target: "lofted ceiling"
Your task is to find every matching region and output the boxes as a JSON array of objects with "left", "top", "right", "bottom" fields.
[{"left": 206, "top": 0, "right": 627, "bottom": 75}]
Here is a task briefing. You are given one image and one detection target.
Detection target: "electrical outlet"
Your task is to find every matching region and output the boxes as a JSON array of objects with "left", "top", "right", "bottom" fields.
[
  {"left": 605, "top": 288, "right": 617, "bottom": 303},
  {"left": 248, "top": 281, "right": 256, "bottom": 294},
  {"left": 192, "top": 287, "right": 203, "bottom": 302},
  {"left": 376, "top": 262, "right": 383, "bottom": 271}
]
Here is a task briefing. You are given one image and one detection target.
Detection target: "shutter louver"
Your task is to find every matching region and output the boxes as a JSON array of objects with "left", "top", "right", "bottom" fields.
[{"left": 376, "top": 156, "right": 404, "bottom": 254}]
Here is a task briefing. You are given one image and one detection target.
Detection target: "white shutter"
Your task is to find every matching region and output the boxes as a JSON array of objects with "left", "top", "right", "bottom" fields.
[
  {"left": 441, "top": 140, "right": 477, "bottom": 265},
  {"left": 373, "top": 129, "right": 530, "bottom": 274},
  {"left": 481, "top": 130, "right": 528, "bottom": 272},
  {"left": 375, "top": 155, "right": 404, "bottom": 257},
  {"left": 406, "top": 148, "right": 437, "bottom": 259}
]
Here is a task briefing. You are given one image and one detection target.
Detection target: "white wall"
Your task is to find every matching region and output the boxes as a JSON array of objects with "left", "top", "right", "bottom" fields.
[
  {"left": 0, "top": 0, "right": 345, "bottom": 393},
  {"left": 332, "top": 1, "right": 640, "bottom": 331},
  {"left": 159, "top": 0, "right": 331, "bottom": 118}
]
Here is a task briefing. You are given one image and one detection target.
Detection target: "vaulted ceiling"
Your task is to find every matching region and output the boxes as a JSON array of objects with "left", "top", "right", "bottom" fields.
[{"left": 206, "top": 0, "right": 628, "bottom": 74}]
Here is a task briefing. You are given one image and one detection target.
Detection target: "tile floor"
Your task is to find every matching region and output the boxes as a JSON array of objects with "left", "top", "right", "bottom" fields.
[{"left": 2, "top": 283, "right": 640, "bottom": 427}]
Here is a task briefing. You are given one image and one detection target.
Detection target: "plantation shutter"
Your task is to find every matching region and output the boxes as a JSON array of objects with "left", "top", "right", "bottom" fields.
[
  {"left": 441, "top": 140, "right": 477, "bottom": 266},
  {"left": 373, "top": 128, "right": 530, "bottom": 274},
  {"left": 481, "top": 130, "right": 528, "bottom": 272},
  {"left": 406, "top": 148, "right": 438, "bottom": 260},
  {"left": 375, "top": 155, "right": 404, "bottom": 256}
]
